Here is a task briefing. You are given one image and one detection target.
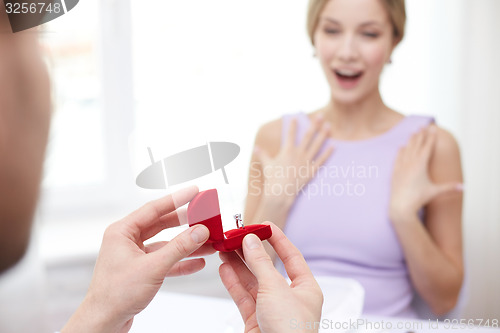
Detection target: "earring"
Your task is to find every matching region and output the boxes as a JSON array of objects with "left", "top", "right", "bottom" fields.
[{"left": 387, "top": 58, "right": 393, "bottom": 64}]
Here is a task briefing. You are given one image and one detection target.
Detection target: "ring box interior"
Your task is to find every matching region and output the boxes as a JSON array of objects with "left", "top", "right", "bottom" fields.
[{"left": 187, "top": 189, "right": 272, "bottom": 252}]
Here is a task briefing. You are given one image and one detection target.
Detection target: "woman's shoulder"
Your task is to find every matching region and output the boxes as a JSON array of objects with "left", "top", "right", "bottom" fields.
[
  {"left": 420, "top": 124, "right": 463, "bottom": 187},
  {"left": 403, "top": 112, "right": 461, "bottom": 167},
  {"left": 254, "top": 116, "right": 284, "bottom": 158},
  {"left": 432, "top": 125, "right": 462, "bottom": 167}
]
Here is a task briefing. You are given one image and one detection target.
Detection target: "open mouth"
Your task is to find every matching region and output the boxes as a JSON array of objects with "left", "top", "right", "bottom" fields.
[
  {"left": 334, "top": 69, "right": 363, "bottom": 80},
  {"left": 334, "top": 69, "right": 363, "bottom": 88}
]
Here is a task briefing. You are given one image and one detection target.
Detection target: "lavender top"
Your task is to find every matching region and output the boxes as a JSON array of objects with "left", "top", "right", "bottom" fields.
[{"left": 276, "top": 112, "right": 434, "bottom": 318}]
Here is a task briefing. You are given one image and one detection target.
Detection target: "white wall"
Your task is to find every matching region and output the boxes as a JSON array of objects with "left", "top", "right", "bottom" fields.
[
  {"left": 130, "top": 0, "right": 500, "bottom": 320},
  {"left": 458, "top": 0, "right": 500, "bottom": 320}
]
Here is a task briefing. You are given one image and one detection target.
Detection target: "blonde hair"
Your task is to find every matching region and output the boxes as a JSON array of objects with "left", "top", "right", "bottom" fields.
[{"left": 306, "top": 0, "right": 406, "bottom": 46}]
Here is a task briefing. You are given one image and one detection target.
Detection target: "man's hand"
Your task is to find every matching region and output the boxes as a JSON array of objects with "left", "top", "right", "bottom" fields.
[
  {"left": 219, "top": 223, "right": 323, "bottom": 333},
  {"left": 62, "top": 186, "right": 216, "bottom": 333}
]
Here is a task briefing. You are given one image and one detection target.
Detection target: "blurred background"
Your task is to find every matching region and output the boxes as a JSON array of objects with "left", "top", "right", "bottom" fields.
[{"left": 1, "top": 0, "right": 498, "bottom": 331}]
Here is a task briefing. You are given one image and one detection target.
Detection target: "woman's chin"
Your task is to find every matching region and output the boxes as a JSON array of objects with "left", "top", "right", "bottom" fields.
[{"left": 330, "top": 90, "right": 366, "bottom": 106}]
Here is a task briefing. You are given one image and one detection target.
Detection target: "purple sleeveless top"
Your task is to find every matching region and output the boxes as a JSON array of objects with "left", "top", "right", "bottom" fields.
[{"left": 277, "top": 112, "right": 434, "bottom": 318}]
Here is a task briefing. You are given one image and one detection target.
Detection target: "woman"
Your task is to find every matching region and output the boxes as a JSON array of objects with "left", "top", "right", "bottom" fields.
[{"left": 244, "top": 0, "right": 463, "bottom": 318}]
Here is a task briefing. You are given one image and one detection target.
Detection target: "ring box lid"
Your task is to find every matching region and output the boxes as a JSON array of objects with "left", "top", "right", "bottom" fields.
[
  {"left": 187, "top": 189, "right": 272, "bottom": 251},
  {"left": 187, "top": 189, "right": 224, "bottom": 242}
]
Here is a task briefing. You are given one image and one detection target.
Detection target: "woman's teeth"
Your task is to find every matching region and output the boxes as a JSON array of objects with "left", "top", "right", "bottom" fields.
[{"left": 335, "top": 69, "right": 362, "bottom": 78}]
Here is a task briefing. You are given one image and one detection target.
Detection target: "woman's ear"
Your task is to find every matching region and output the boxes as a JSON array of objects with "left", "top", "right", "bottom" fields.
[{"left": 387, "top": 38, "right": 401, "bottom": 64}]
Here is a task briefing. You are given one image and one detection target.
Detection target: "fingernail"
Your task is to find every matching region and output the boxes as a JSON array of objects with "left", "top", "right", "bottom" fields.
[
  {"left": 253, "top": 146, "right": 260, "bottom": 154},
  {"left": 191, "top": 226, "right": 209, "bottom": 243},
  {"left": 244, "top": 234, "right": 261, "bottom": 250},
  {"left": 456, "top": 183, "right": 464, "bottom": 191}
]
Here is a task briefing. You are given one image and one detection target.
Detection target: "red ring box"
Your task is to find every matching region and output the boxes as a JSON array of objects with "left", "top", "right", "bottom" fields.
[{"left": 187, "top": 189, "right": 272, "bottom": 252}]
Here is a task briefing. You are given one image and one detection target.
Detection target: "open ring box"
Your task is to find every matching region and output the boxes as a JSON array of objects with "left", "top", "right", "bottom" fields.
[{"left": 187, "top": 189, "right": 272, "bottom": 252}]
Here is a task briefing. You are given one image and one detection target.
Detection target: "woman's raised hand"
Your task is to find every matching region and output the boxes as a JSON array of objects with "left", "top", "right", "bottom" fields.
[
  {"left": 253, "top": 116, "right": 334, "bottom": 207},
  {"left": 390, "top": 125, "right": 463, "bottom": 223}
]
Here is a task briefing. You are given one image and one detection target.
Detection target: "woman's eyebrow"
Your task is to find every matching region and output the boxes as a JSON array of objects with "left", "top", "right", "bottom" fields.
[
  {"left": 359, "top": 21, "right": 384, "bottom": 28},
  {"left": 321, "top": 17, "right": 341, "bottom": 24},
  {"left": 321, "top": 18, "right": 384, "bottom": 28}
]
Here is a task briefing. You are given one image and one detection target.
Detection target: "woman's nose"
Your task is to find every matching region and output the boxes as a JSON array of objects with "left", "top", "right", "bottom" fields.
[{"left": 337, "top": 35, "right": 358, "bottom": 62}]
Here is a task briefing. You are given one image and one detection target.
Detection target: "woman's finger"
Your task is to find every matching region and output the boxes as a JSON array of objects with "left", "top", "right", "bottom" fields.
[
  {"left": 165, "top": 258, "right": 206, "bottom": 277},
  {"left": 414, "top": 129, "right": 426, "bottom": 153},
  {"left": 311, "top": 145, "right": 334, "bottom": 175},
  {"left": 421, "top": 125, "right": 437, "bottom": 164},
  {"left": 298, "top": 116, "right": 321, "bottom": 152},
  {"left": 284, "top": 118, "right": 298, "bottom": 149},
  {"left": 396, "top": 145, "right": 408, "bottom": 165},
  {"left": 253, "top": 145, "right": 271, "bottom": 166},
  {"left": 429, "top": 182, "right": 464, "bottom": 202},
  {"left": 305, "top": 122, "right": 330, "bottom": 161}
]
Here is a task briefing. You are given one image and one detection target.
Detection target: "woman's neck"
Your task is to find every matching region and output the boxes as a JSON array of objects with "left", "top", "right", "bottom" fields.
[{"left": 319, "top": 88, "right": 400, "bottom": 139}]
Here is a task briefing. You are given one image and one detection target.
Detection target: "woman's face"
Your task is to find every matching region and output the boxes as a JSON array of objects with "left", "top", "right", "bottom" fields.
[{"left": 314, "top": 0, "right": 396, "bottom": 105}]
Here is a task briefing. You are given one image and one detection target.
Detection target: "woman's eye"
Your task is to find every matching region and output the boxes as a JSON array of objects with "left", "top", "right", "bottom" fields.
[
  {"left": 324, "top": 29, "right": 340, "bottom": 34},
  {"left": 362, "top": 32, "right": 379, "bottom": 38}
]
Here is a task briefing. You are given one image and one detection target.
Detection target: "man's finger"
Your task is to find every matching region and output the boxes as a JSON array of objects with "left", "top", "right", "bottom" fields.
[
  {"left": 219, "top": 262, "right": 258, "bottom": 325},
  {"left": 151, "top": 224, "right": 209, "bottom": 275},
  {"left": 144, "top": 241, "right": 169, "bottom": 253},
  {"left": 242, "top": 233, "right": 281, "bottom": 282},
  {"left": 145, "top": 241, "right": 216, "bottom": 257},
  {"left": 139, "top": 207, "right": 187, "bottom": 241},
  {"left": 165, "top": 258, "right": 206, "bottom": 277},
  {"left": 219, "top": 251, "right": 259, "bottom": 299},
  {"left": 125, "top": 185, "right": 199, "bottom": 233},
  {"left": 189, "top": 244, "right": 217, "bottom": 257},
  {"left": 264, "top": 223, "right": 315, "bottom": 282}
]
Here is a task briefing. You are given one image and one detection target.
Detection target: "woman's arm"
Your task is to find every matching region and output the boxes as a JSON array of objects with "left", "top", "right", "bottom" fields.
[
  {"left": 244, "top": 119, "right": 293, "bottom": 230},
  {"left": 244, "top": 115, "right": 333, "bottom": 262},
  {"left": 390, "top": 126, "right": 463, "bottom": 316}
]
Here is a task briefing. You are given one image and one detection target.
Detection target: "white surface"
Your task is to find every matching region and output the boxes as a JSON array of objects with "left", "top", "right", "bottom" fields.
[
  {"left": 0, "top": 235, "right": 48, "bottom": 333},
  {"left": 130, "top": 292, "right": 235, "bottom": 333},
  {"left": 131, "top": 276, "right": 365, "bottom": 333},
  {"left": 131, "top": 281, "right": 500, "bottom": 333}
]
